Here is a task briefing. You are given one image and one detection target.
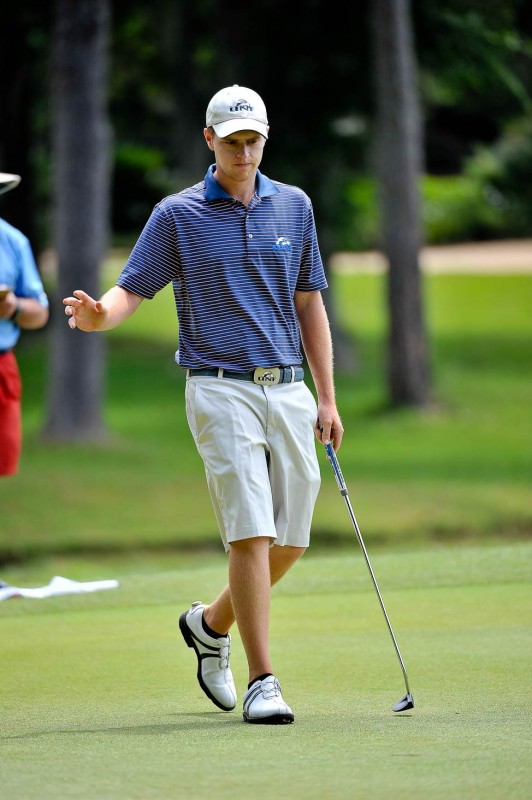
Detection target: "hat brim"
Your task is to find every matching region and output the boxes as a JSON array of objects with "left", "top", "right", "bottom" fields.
[
  {"left": 0, "top": 173, "right": 21, "bottom": 195},
  {"left": 212, "top": 119, "right": 268, "bottom": 139}
]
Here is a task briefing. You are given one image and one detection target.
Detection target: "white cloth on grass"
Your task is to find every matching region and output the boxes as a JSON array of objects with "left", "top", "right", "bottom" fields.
[{"left": 0, "top": 575, "right": 119, "bottom": 601}]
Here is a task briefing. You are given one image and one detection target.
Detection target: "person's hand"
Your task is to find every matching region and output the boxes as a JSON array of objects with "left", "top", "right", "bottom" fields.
[
  {"left": 63, "top": 290, "right": 107, "bottom": 331},
  {"left": 315, "top": 404, "right": 344, "bottom": 452},
  {"left": 0, "top": 290, "right": 17, "bottom": 320}
]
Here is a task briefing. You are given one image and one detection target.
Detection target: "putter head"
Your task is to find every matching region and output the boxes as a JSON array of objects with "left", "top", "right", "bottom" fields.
[{"left": 392, "top": 693, "right": 414, "bottom": 712}]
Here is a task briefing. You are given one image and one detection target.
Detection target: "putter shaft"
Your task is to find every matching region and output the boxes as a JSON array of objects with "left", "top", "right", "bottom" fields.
[{"left": 325, "top": 442, "right": 412, "bottom": 700}]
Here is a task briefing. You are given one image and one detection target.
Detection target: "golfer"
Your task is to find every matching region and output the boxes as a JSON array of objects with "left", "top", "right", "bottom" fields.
[
  {"left": 64, "top": 85, "right": 343, "bottom": 724},
  {"left": 0, "top": 172, "right": 49, "bottom": 476}
]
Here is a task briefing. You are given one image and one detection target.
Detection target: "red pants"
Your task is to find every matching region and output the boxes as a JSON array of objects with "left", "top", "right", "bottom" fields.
[{"left": 0, "top": 351, "right": 22, "bottom": 476}]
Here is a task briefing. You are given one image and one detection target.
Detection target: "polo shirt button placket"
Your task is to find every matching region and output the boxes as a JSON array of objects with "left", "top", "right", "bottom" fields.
[{"left": 245, "top": 211, "right": 253, "bottom": 241}]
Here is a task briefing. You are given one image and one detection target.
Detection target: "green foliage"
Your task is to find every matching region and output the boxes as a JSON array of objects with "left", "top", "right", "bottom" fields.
[
  {"left": 421, "top": 114, "right": 532, "bottom": 243},
  {"left": 465, "top": 115, "right": 532, "bottom": 236},
  {"left": 338, "top": 174, "right": 496, "bottom": 249},
  {"left": 112, "top": 143, "right": 176, "bottom": 232},
  {"left": 3, "top": 0, "right": 532, "bottom": 246},
  {"left": 339, "top": 116, "right": 532, "bottom": 247},
  {"left": 420, "top": 5, "right": 531, "bottom": 112},
  {"left": 422, "top": 174, "right": 503, "bottom": 243},
  {"left": 341, "top": 177, "right": 380, "bottom": 250}
]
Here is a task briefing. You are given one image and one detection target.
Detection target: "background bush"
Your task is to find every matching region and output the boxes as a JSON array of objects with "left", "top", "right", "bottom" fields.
[{"left": 335, "top": 118, "right": 532, "bottom": 251}]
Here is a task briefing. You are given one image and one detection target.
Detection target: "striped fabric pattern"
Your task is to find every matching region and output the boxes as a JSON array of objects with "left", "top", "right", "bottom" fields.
[{"left": 117, "top": 166, "right": 327, "bottom": 371}]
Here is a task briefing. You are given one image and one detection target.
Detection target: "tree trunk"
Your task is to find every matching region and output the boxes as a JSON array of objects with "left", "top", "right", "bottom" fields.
[
  {"left": 44, "top": 0, "right": 111, "bottom": 440},
  {"left": 373, "top": 0, "right": 430, "bottom": 407}
]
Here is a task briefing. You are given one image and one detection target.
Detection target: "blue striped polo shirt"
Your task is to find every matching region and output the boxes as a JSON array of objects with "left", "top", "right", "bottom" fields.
[{"left": 117, "top": 165, "right": 327, "bottom": 371}]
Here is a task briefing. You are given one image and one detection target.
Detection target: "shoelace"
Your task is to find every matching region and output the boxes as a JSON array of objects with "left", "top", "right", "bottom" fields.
[
  {"left": 218, "top": 640, "right": 230, "bottom": 670},
  {"left": 261, "top": 679, "right": 282, "bottom": 699}
]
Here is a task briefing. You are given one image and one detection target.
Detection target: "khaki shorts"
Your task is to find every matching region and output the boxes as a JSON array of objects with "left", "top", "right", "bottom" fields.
[{"left": 185, "top": 376, "right": 321, "bottom": 551}]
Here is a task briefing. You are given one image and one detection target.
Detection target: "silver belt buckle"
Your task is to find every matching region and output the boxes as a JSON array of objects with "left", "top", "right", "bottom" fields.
[{"left": 253, "top": 367, "right": 281, "bottom": 386}]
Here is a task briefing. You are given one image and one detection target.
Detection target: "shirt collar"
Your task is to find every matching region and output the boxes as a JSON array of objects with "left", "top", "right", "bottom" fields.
[{"left": 204, "top": 164, "right": 279, "bottom": 201}]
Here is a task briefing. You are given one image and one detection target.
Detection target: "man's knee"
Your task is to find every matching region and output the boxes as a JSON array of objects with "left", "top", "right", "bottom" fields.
[
  {"left": 272, "top": 544, "right": 307, "bottom": 560},
  {"left": 229, "top": 536, "right": 272, "bottom": 555}
]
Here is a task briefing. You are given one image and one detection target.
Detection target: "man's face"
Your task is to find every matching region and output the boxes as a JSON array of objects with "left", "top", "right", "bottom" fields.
[{"left": 204, "top": 129, "right": 267, "bottom": 184}]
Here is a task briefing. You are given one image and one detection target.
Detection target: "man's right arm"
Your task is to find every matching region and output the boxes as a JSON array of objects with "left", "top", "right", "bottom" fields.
[{"left": 63, "top": 285, "right": 143, "bottom": 332}]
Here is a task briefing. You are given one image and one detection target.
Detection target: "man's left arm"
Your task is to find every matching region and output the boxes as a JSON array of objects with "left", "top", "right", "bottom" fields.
[
  {"left": 295, "top": 290, "right": 343, "bottom": 451},
  {"left": 0, "top": 292, "right": 48, "bottom": 329},
  {"left": 0, "top": 235, "right": 49, "bottom": 329}
]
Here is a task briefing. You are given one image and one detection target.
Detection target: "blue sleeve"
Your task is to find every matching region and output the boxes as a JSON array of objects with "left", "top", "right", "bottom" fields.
[
  {"left": 15, "top": 237, "right": 49, "bottom": 306},
  {"left": 117, "top": 204, "right": 180, "bottom": 299},
  {"left": 295, "top": 199, "right": 328, "bottom": 293}
]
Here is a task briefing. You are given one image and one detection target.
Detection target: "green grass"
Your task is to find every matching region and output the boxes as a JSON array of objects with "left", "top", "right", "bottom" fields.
[
  {"left": 0, "top": 271, "right": 530, "bottom": 562},
  {"left": 1, "top": 542, "right": 531, "bottom": 799}
]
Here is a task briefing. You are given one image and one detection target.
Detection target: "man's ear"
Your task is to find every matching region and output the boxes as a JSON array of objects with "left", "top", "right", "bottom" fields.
[{"left": 204, "top": 128, "right": 215, "bottom": 151}]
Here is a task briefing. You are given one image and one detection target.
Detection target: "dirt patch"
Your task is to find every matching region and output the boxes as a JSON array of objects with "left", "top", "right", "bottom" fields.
[{"left": 331, "top": 239, "right": 532, "bottom": 274}]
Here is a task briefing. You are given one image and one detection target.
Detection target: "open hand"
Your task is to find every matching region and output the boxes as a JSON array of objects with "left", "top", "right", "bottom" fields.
[{"left": 63, "top": 290, "right": 106, "bottom": 331}]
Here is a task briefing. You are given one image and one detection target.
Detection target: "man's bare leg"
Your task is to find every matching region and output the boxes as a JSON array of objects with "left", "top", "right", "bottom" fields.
[
  {"left": 228, "top": 537, "right": 272, "bottom": 681},
  {"left": 203, "top": 542, "right": 306, "bottom": 681}
]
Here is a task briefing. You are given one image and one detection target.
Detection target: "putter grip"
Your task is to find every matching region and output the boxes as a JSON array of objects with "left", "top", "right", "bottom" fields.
[{"left": 325, "top": 443, "right": 348, "bottom": 495}]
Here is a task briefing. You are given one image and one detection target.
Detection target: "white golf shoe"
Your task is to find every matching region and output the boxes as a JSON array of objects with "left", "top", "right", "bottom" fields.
[
  {"left": 179, "top": 601, "right": 237, "bottom": 712},
  {"left": 243, "top": 675, "right": 294, "bottom": 724}
]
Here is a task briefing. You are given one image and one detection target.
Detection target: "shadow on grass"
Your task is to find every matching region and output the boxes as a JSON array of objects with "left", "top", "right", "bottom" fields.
[
  {"left": 1, "top": 710, "right": 419, "bottom": 743},
  {"left": 1, "top": 713, "right": 243, "bottom": 741}
]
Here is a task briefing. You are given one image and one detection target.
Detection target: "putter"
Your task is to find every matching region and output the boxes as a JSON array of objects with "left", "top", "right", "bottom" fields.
[{"left": 323, "top": 439, "right": 414, "bottom": 712}]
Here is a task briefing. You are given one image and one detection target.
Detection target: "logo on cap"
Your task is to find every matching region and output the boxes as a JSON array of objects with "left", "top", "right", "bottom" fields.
[{"left": 230, "top": 100, "right": 254, "bottom": 113}]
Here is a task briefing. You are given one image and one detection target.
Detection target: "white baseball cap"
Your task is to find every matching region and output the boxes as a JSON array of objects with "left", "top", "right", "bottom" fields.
[
  {"left": 206, "top": 85, "right": 269, "bottom": 139},
  {"left": 0, "top": 172, "right": 21, "bottom": 195}
]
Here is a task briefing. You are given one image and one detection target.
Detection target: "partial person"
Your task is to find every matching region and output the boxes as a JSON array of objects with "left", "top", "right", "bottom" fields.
[
  {"left": 0, "top": 172, "right": 49, "bottom": 476},
  {"left": 63, "top": 85, "right": 343, "bottom": 724}
]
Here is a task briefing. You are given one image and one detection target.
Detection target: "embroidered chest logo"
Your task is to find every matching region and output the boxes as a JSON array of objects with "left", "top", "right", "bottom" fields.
[{"left": 272, "top": 236, "right": 292, "bottom": 252}]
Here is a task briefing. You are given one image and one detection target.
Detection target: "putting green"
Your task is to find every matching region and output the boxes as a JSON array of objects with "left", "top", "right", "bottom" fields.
[{"left": 1, "top": 542, "right": 530, "bottom": 799}]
